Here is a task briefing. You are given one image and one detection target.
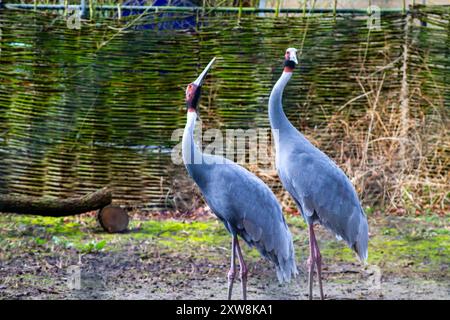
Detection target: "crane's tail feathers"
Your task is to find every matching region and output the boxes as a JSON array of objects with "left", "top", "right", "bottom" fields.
[
  {"left": 275, "top": 229, "right": 299, "bottom": 283},
  {"left": 240, "top": 221, "right": 298, "bottom": 283},
  {"left": 353, "top": 215, "right": 369, "bottom": 263},
  {"left": 275, "top": 256, "right": 299, "bottom": 283}
]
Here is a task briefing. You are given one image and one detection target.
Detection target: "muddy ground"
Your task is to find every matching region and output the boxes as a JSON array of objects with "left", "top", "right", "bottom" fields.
[{"left": 0, "top": 211, "right": 448, "bottom": 300}]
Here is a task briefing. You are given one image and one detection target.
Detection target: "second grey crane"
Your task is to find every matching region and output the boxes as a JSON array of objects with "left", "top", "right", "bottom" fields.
[{"left": 268, "top": 48, "right": 369, "bottom": 300}]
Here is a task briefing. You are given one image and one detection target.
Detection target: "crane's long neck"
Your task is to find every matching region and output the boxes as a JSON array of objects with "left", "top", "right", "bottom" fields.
[
  {"left": 182, "top": 111, "right": 202, "bottom": 171},
  {"left": 269, "top": 70, "right": 315, "bottom": 158},
  {"left": 269, "top": 71, "right": 297, "bottom": 136}
]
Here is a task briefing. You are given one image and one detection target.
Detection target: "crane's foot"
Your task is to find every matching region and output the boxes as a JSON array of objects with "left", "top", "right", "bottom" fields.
[
  {"left": 227, "top": 268, "right": 236, "bottom": 300},
  {"left": 240, "top": 266, "right": 248, "bottom": 300},
  {"left": 307, "top": 256, "right": 315, "bottom": 300},
  {"left": 235, "top": 237, "right": 248, "bottom": 300},
  {"left": 227, "top": 236, "right": 237, "bottom": 300},
  {"left": 316, "top": 252, "right": 324, "bottom": 300}
]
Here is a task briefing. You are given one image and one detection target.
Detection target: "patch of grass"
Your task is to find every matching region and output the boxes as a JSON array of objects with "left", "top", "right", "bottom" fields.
[
  {"left": 364, "top": 206, "right": 376, "bottom": 216},
  {"left": 286, "top": 215, "right": 308, "bottom": 230},
  {"left": 380, "top": 227, "right": 400, "bottom": 237},
  {"left": 315, "top": 221, "right": 449, "bottom": 276},
  {"left": 0, "top": 213, "right": 448, "bottom": 278},
  {"left": 369, "top": 234, "right": 449, "bottom": 268},
  {"left": 35, "top": 237, "right": 48, "bottom": 246},
  {"left": 123, "top": 219, "right": 230, "bottom": 252},
  {"left": 320, "top": 241, "right": 356, "bottom": 262},
  {"left": 78, "top": 239, "right": 107, "bottom": 253}
]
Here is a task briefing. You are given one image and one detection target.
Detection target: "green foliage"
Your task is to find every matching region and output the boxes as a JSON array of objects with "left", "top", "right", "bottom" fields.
[
  {"left": 0, "top": 213, "right": 448, "bottom": 277},
  {"left": 0, "top": 9, "right": 447, "bottom": 214},
  {"left": 78, "top": 239, "right": 108, "bottom": 253}
]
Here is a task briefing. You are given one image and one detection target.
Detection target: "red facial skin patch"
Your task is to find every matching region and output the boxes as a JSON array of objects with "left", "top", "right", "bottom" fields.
[
  {"left": 185, "top": 83, "right": 196, "bottom": 101},
  {"left": 186, "top": 83, "right": 199, "bottom": 112}
]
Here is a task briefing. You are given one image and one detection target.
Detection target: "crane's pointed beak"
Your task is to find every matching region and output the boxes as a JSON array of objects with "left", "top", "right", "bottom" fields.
[
  {"left": 290, "top": 52, "right": 299, "bottom": 64},
  {"left": 288, "top": 48, "right": 299, "bottom": 64},
  {"left": 193, "top": 57, "right": 216, "bottom": 86}
]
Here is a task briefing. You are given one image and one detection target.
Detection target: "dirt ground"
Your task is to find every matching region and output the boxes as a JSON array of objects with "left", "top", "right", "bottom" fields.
[{"left": 0, "top": 211, "right": 448, "bottom": 300}]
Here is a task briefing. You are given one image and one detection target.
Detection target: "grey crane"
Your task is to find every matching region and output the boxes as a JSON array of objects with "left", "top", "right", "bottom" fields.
[
  {"left": 182, "top": 58, "right": 298, "bottom": 300},
  {"left": 268, "top": 48, "right": 369, "bottom": 300}
]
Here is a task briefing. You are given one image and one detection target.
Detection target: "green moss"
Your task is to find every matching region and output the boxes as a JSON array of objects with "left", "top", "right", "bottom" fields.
[
  {"left": 286, "top": 215, "right": 307, "bottom": 229},
  {"left": 320, "top": 241, "right": 356, "bottom": 261},
  {"left": 8, "top": 215, "right": 85, "bottom": 238},
  {"left": 364, "top": 206, "right": 375, "bottom": 215},
  {"left": 372, "top": 234, "right": 448, "bottom": 263},
  {"left": 0, "top": 213, "right": 448, "bottom": 277},
  {"left": 14, "top": 273, "right": 55, "bottom": 287},
  {"left": 380, "top": 227, "right": 400, "bottom": 237},
  {"left": 122, "top": 219, "right": 229, "bottom": 248},
  {"left": 331, "top": 278, "right": 354, "bottom": 284},
  {"left": 318, "top": 226, "right": 449, "bottom": 275}
]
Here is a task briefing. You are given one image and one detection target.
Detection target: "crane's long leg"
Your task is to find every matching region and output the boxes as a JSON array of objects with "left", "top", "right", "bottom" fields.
[
  {"left": 307, "top": 224, "right": 316, "bottom": 300},
  {"left": 312, "top": 230, "right": 324, "bottom": 300},
  {"left": 227, "top": 236, "right": 237, "bottom": 300},
  {"left": 316, "top": 252, "right": 324, "bottom": 300},
  {"left": 235, "top": 238, "right": 248, "bottom": 300},
  {"left": 308, "top": 224, "right": 324, "bottom": 300}
]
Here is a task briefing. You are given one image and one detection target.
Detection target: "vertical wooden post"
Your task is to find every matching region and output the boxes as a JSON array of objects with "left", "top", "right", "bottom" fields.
[
  {"left": 399, "top": 14, "right": 410, "bottom": 163},
  {"left": 64, "top": 0, "right": 68, "bottom": 16},
  {"left": 275, "top": 0, "right": 280, "bottom": 18},
  {"left": 238, "top": 0, "right": 243, "bottom": 21},
  {"left": 117, "top": 1, "right": 122, "bottom": 21},
  {"left": 90, "top": 0, "right": 94, "bottom": 20},
  {"left": 333, "top": 0, "right": 337, "bottom": 18}
]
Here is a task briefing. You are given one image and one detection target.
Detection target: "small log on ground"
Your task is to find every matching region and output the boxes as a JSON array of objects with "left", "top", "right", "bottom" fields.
[
  {"left": 97, "top": 205, "right": 129, "bottom": 233},
  {"left": 0, "top": 187, "right": 112, "bottom": 216}
]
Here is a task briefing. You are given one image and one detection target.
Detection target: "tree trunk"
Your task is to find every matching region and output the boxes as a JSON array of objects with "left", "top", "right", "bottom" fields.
[{"left": 0, "top": 187, "right": 112, "bottom": 216}]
